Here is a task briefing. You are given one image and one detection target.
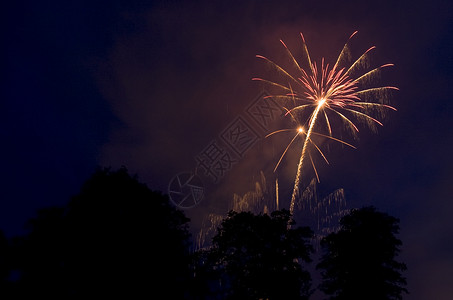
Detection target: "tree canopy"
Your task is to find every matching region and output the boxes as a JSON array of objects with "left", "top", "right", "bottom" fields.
[
  {"left": 196, "top": 209, "right": 314, "bottom": 300},
  {"left": 6, "top": 167, "right": 193, "bottom": 299},
  {"left": 316, "top": 206, "right": 408, "bottom": 300},
  {"left": 0, "top": 167, "right": 409, "bottom": 300}
]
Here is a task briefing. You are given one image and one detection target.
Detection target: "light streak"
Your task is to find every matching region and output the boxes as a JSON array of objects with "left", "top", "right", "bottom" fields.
[
  {"left": 254, "top": 31, "right": 397, "bottom": 219},
  {"left": 275, "top": 178, "right": 279, "bottom": 210}
]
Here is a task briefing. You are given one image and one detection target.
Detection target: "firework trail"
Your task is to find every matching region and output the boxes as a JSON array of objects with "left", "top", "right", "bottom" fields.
[{"left": 253, "top": 31, "right": 397, "bottom": 218}]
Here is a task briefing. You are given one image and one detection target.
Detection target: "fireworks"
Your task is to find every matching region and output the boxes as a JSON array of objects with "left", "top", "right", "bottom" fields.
[{"left": 253, "top": 31, "right": 398, "bottom": 217}]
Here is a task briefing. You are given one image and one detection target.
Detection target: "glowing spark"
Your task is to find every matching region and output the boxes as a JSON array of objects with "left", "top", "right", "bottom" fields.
[{"left": 255, "top": 31, "right": 397, "bottom": 219}]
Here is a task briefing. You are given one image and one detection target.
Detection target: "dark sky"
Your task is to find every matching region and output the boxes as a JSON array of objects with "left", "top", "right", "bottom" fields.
[{"left": 2, "top": 0, "right": 453, "bottom": 298}]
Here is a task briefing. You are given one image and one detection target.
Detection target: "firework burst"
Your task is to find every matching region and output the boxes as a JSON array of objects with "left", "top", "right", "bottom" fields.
[{"left": 253, "top": 31, "right": 398, "bottom": 217}]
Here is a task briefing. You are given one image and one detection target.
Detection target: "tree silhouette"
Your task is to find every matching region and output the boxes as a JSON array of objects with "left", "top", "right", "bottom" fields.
[
  {"left": 8, "top": 166, "right": 193, "bottom": 299},
  {"left": 1, "top": 167, "right": 411, "bottom": 300},
  {"left": 0, "top": 229, "right": 11, "bottom": 290},
  {"left": 316, "top": 206, "right": 408, "bottom": 300},
  {"left": 65, "top": 166, "right": 193, "bottom": 298},
  {"left": 197, "top": 209, "right": 314, "bottom": 300},
  {"left": 11, "top": 206, "right": 68, "bottom": 298}
]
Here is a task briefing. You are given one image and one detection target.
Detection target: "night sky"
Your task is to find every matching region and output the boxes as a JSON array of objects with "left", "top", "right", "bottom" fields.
[{"left": 2, "top": 0, "right": 453, "bottom": 298}]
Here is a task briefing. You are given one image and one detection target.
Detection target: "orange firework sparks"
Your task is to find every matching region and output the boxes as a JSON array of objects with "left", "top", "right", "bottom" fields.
[{"left": 253, "top": 31, "right": 398, "bottom": 218}]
